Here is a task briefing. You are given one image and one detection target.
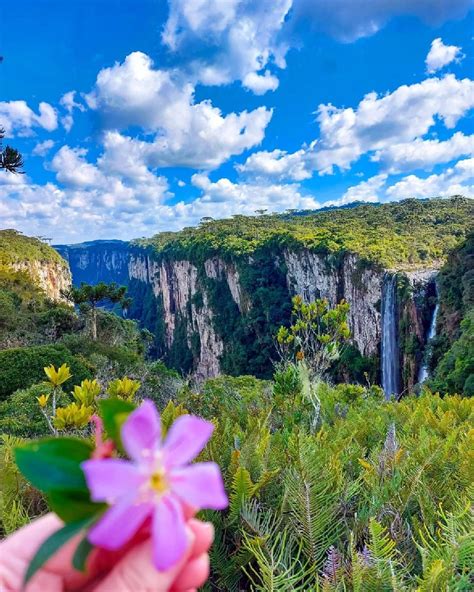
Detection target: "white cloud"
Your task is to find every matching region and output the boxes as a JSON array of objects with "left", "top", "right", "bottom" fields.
[
  {"left": 59, "top": 91, "right": 86, "bottom": 132},
  {"left": 372, "top": 132, "right": 474, "bottom": 173},
  {"left": 239, "top": 74, "right": 474, "bottom": 180},
  {"left": 336, "top": 157, "right": 473, "bottom": 207},
  {"left": 333, "top": 174, "right": 388, "bottom": 206},
  {"left": 0, "top": 160, "right": 318, "bottom": 241},
  {"left": 426, "top": 38, "right": 463, "bottom": 74},
  {"left": 162, "top": 0, "right": 292, "bottom": 94},
  {"left": 386, "top": 157, "right": 474, "bottom": 199},
  {"left": 189, "top": 173, "right": 318, "bottom": 214},
  {"left": 86, "top": 52, "right": 272, "bottom": 169},
  {"left": 161, "top": 0, "right": 472, "bottom": 95},
  {"left": 292, "top": 0, "right": 473, "bottom": 43},
  {"left": 237, "top": 147, "right": 313, "bottom": 181},
  {"left": 242, "top": 71, "right": 280, "bottom": 95},
  {"left": 0, "top": 101, "right": 58, "bottom": 136},
  {"left": 32, "top": 139, "right": 55, "bottom": 157},
  {"left": 0, "top": 143, "right": 171, "bottom": 242},
  {"left": 315, "top": 74, "right": 474, "bottom": 174}
]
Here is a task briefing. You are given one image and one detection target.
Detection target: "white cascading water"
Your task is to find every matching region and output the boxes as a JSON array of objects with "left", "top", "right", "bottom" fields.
[
  {"left": 381, "top": 274, "right": 399, "bottom": 399},
  {"left": 418, "top": 284, "right": 439, "bottom": 384}
]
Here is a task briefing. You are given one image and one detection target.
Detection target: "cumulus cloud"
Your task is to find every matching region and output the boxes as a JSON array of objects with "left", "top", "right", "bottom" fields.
[
  {"left": 161, "top": 0, "right": 472, "bottom": 94},
  {"left": 336, "top": 157, "right": 473, "bottom": 207},
  {"left": 386, "top": 157, "right": 474, "bottom": 199},
  {"left": 332, "top": 174, "right": 388, "bottom": 206},
  {"left": 0, "top": 101, "right": 58, "bottom": 136},
  {"left": 59, "top": 91, "right": 86, "bottom": 132},
  {"left": 162, "top": 0, "right": 292, "bottom": 94},
  {"left": 85, "top": 52, "right": 272, "bottom": 169},
  {"left": 292, "top": 0, "right": 473, "bottom": 43},
  {"left": 32, "top": 139, "right": 55, "bottom": 157},
  {"left": 190, "top": 172, "right": 318, "bottom": 212},
  {"left": 239, "top": 74, "right": 474, "bottom": 180},
  {"left": 237, "top": 147, "right": 312, "bottom": 181},
  {"left": 372, "top": 132, "right": 474, "bottom": 173},
  {"left": 0, "top": 144, "right": 171, "bottom": 242},
  {"left": 0, "top": 162, "right": 318, "bottom": 242},
  {"left": 426, "top": 38, "right": 464, "bottom": 74}
]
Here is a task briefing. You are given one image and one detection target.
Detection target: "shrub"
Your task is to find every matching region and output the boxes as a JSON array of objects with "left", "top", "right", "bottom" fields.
[
  {"left": 0, "top": 344, "right": 91, "bottom": 400},
  {"left": 0, "top": 383, "right": 55, "bottom": 437}
]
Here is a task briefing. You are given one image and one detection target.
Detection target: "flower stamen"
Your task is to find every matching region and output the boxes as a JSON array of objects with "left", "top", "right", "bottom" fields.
[{"left": 150, "top": 470, "right": 168, "bottom": 494}]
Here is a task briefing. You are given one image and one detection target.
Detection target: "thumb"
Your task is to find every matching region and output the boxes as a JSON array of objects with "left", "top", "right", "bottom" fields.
[{"left": 92, "top": 529, "right": 195, "bottom": 592}]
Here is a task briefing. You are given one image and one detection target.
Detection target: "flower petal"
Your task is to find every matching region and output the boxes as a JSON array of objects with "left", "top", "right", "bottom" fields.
[
  {"left": 170, "top": 462, "right": 229, "bottom": 510},
  {"left": 162, "top": 415, "right": 214, "bottom": 468},
  {"left": 122, "top": 399, "right": 161, "bottom": 462},
  {"left": 152, "top": 494, "right": 188, "bottom": 571},
  {"left": 82, "top": 459, "right": 144, "bottom": 502},
  {"left": 88, "top": 497, "right": 152, "bottom": 550}
]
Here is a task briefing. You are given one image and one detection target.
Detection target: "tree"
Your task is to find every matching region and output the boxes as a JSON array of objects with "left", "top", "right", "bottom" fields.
[
  {"left": 63, "top": 282, "right": 131, "bottom": 340},
  {"left": 0, "top": 127, "right": 24, "bottom": 174},
  {"left": 276, "top": 295, "right": 350, "bottom": 378}
]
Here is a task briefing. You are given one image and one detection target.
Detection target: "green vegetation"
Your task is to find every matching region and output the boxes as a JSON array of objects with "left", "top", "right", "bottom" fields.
[
  {"left": 0, "top": 229, "right": 64, "bottom": 267},
  {"left": 430, "top": 232, "right": 474, "bottom": 396},
  {"left": 276, "top": 296, "right": 350, "bottom": 376},
  {"left": 0, "top": 126, "right": 24, "bottom": 174},
  {"left": 138, "top": 197, "right": 473, "bottom": 269},
  {"left": 62, "top": 281, "right": 130, "bottom": 340},
  {"left": 0, "top": 202, "right": 472, "bottom": 587},
  {"left": 0, "top": 345, "right": 91, "bottom": 401},
  {"left": 182, "top": 369, "right": 473, "bottom": 591}
]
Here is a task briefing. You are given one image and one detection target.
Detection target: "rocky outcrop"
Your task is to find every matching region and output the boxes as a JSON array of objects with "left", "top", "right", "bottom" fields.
[
  {"left": 128, "top": 253, "right": 224, "bottom": 379},
  {"left": 10, "top": 259, "right": 71, "bottom": 302},
  {"left": 398, "top": 269, "right": 440, "bottom": 391},
  {"left": 204, "top": 257, "right": 248, "bottom": 313},
  {"left": 55, "top": 240, "right": 129, "bottom": 286},
  {"left": 285, "top": 250, "right": 383, "bottom": 356},
  {"left": 56, "top": 239, "right": 440, "bottom": 387}
]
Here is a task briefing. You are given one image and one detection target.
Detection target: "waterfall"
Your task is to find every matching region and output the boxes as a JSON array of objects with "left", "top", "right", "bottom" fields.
[
  {"left": 418, "top": 284, "right": 439, "bottom": 384},
  {"left": 381, "top": 274, "right": 399, "bottom": 399}
]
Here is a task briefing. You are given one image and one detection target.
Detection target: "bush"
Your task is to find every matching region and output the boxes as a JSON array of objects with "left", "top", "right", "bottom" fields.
[
  {"left": 0, "top": 344, "right": 91, "bottom": 400},
  {"left": 0, "top": 384, "right": 55, "bottom": 437},
  {"left": 181, "top": 374, "right": 473, "bottom": 590}
]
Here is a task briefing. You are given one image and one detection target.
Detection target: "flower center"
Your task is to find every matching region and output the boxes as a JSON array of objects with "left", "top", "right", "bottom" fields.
[{"left": 150, "top": 470, "right": 168, "bottom": 494}]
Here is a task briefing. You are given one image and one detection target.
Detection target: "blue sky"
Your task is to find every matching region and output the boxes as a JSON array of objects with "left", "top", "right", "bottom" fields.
[{"left": 1, "top": 0, "right": 473, "bottom": 242}]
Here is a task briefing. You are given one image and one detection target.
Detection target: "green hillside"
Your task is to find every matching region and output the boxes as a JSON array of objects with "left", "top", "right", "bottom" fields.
[
  {"left": 0, "top": 229, "right": 65, "bottom": 267},
  {"left": 138, "top": 196, "right": 473, "bottom": 269}
]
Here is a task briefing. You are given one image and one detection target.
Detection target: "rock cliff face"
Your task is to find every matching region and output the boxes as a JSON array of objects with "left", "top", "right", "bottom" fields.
[
  {"left": 10, "top": 259, "right": 71, "bottom": 302},
  {"left": 55, "top": 240, "right": 129, "bottom": 286},
  {"left": 57, "top": 239, "right": 438, "bottom": 387},
  {"left": 398, "top": 270, "right": 439, "bottom": 391},
  {"left": 128, "top": 252, "right": 224, "bottom": 379},
  {"left": 284, "top": 251, "right": 383, "bottom": 357}
]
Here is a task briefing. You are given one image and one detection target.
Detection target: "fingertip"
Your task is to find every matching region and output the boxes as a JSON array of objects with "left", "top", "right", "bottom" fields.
[
  {"left": 170, "top": 554, "right": 210, "bottom": 591},
  {"left": 187, "top": 520, "right": 214, "bottom": 558}
]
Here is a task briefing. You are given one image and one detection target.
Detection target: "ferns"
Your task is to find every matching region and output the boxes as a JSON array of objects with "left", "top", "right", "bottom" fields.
[
  {"left": 3, "top": 369, "right": 472, "bottom": 590},
  {"left": 0, "top": 434, "right": 45, "bottom": 535},
  {"left": 416, "top": 493, "right": 474, "bottom": 590},
  {"left": 284, "top": 440, "right": 344, "bottom": 569},
  {"left": 241, "top": 502, "right": 311, "bottom": 591}
]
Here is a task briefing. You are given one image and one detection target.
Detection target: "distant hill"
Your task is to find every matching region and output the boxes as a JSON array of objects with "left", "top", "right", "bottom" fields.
[{"left": 137, "top": 196, "right": 473, "bottom": 270}]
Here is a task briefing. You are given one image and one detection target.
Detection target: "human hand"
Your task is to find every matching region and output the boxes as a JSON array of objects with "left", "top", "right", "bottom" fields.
[{"left": 0, "top": 512, "right": 213, "bottom": 591}]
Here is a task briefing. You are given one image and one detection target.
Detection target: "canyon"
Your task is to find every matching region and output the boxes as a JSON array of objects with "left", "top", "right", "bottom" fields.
[{"left": 56, "top": 239, "right": 439, "bottom": 390}]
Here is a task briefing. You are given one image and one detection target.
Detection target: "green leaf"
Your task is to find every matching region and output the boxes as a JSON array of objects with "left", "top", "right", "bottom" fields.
[
  {"left": 15, "top": 438, "right": 93, "bottom": 493},
  {"left": 24, "top": 518, "right": 93, "bottom": 585},
  {"left": 72, "top": 535, "right": 94, "bottom": 572},
  {"left": 99, "top": 398, "right": 135, "bottom": 448},
  {"left": 47, "top": 489, "right": 106, "bottom": 522}
]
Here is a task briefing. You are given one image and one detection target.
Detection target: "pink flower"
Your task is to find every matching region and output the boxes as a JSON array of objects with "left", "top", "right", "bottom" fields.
[{"left": 81, "top": 400, "right": 228, "bottom": 571}]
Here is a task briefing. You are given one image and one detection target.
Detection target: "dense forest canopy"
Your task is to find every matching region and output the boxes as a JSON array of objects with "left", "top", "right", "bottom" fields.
[
  {"left": 0, "top": 230, "right": 64, "bottom": 267},
  {"left": 138, "top": 197, "right": 473, "bottom": 269}
]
